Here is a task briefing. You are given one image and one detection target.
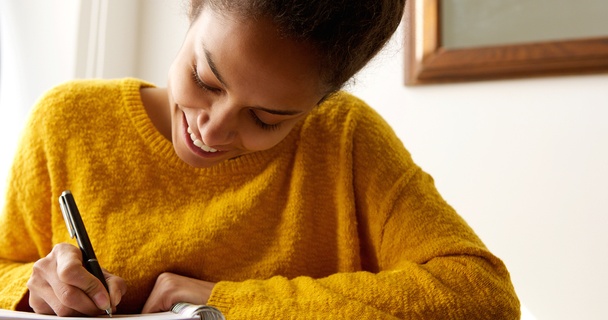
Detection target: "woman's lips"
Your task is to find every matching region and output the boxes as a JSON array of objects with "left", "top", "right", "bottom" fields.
[{"left": 188, "top": 127, "right": 218, "bottom": 152}]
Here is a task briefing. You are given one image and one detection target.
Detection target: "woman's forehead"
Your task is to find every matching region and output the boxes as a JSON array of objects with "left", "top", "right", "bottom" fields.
[{"left": 190, "top": 7, "right": 325, "bottom": 111}]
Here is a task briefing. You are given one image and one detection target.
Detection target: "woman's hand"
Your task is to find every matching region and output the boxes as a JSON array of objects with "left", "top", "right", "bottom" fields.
[
  {"left": 142, "top": 272, "right": 216, "bottom": 314},
  {"left": 27, "top": 243, "right": 127, "bottom": 316}
]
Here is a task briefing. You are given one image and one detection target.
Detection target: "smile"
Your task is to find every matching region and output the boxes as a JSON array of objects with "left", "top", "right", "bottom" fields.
[{"left": 187, "top": 127, "right": 218, "bottom": 153}]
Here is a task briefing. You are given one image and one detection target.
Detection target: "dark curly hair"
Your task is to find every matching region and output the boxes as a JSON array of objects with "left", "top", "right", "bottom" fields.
[{"left": 189, "top": 0, "right": 406, "bottom": 94}]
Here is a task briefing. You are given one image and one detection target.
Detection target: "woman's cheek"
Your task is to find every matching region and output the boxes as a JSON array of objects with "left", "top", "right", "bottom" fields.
[{"left": 240, "top": 127, "right": 293, "bottom": 152}]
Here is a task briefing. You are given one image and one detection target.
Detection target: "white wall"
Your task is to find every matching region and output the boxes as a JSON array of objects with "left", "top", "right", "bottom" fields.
[
  {"left": 0, "top": 0, "right": 81, "bottom": 199},
  {"left": 134, "top": 0, "right": 189, "bottom": 86},
  {"left": 2, "top": 1, "right": 607, "bottom": 319}
]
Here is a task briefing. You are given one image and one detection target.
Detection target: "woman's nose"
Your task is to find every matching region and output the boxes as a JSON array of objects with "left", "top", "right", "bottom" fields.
[{"left": 197, "top": 103, "right": 238, "bottom": 148}]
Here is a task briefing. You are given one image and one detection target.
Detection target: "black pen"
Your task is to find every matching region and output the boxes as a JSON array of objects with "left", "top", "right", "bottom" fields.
[{"left": 59, "top": 190, "right": 112, "bottom": 317}]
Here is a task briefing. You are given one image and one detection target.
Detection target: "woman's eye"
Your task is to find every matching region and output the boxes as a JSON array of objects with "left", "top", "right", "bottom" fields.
[
  {"left": 249, "top": 110, "right": 281, "bottom": 131},
  {"left": 191, "top": 65, "right": 221, "bottom": 93}
]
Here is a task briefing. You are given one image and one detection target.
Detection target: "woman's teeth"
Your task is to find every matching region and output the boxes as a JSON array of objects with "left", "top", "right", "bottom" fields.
[{"left": 187, "top": 127, "right": 218, "bottom": 153}]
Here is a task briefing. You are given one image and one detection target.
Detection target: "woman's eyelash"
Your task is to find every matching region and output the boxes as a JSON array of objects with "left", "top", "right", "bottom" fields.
[
  {"left": 249, "top": 110, "right": 281, "bottom": 131},
  {"left": 190, "top": 65, "right": 278, "bottom": 131},
  {"left": 191, "top": 65, "right": 220, "bottom": 92}
]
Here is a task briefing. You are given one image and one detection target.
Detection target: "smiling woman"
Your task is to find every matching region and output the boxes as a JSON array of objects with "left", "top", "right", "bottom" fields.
[
  {"left": 159, "top": 7, "right": 324, "bottom": 168},
  {"left": 0, "top": 0, "right": 521, "bottom": 319}
]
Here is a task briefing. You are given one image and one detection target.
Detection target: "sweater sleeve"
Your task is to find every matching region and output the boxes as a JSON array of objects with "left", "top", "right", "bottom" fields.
[
  {"left": 207, "top": 99, "right": 520, "bottom": 319},
  {"left": 0, "top": 88, "right": 57, "bottom": 310},
  {"left": 208, "top": 177, "right": 521, "bottom": 318},
  {"left": 207, "top": 173, "right": 521, "bottom": 319}
]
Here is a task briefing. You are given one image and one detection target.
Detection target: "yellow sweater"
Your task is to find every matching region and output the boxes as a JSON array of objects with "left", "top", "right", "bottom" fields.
[{"left": 0, "top": 78, "right": 519, "bottom": 319}]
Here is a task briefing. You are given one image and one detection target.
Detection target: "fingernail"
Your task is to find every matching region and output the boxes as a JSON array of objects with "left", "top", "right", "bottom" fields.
[{"left": 93, "top": 292, "right": 111, "bottom": 311}]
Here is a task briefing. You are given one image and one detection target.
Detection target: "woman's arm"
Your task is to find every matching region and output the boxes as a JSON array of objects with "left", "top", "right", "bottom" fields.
[
  {"left": 201, "top": 167, "right": 520, "bottom": 319},
  {"left": 0, "top": 106, "right": 53, "bottom": 309},
  {"left": 0, "top": 85, "right": 128, "bottom": 314}
]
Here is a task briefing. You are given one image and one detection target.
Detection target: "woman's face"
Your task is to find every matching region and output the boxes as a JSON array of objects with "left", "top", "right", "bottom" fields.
[{"left": 167, "top": 7, "right": 324, "bottom": 168}]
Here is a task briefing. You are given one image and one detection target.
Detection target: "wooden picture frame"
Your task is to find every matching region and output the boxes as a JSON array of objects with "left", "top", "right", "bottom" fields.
[{"left": 404, "top": 0, "right": 608, "bottom": 85}]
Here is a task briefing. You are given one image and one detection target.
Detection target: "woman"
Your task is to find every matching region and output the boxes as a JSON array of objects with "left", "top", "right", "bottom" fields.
[{"left": 0, "top": 0, "right": 520, "bottom": 318}]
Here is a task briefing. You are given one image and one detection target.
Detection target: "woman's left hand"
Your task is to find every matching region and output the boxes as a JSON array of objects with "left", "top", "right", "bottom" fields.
[{"left": 141, "top": 272, "right": 216, "bottom": 313}]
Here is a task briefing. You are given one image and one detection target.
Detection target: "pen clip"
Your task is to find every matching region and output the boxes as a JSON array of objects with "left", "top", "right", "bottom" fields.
[{"left": 59, "top": 192, "right": 76, "bottom": 239}]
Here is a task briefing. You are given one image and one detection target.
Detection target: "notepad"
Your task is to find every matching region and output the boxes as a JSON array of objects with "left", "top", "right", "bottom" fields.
[{"left": 0, "top": 302, "right": 224, "bottom": 320}]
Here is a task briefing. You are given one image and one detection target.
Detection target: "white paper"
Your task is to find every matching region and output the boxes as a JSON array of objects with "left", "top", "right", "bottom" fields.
[{"left": 0, "top": 309, "right": 198, "bottom": 320}]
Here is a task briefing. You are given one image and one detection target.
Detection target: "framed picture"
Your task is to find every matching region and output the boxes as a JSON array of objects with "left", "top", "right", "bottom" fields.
[{"left": 404, "top": 0, "right": 608, "bottom": 85}]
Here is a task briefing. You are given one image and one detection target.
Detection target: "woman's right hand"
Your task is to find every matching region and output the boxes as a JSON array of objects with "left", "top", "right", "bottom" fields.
[{"left": 27, "top": 243, "right": 127, "bottom": 316}]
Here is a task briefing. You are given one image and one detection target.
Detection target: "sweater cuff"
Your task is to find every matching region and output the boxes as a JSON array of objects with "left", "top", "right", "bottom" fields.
[
  {"left": 206, "top": 281, "right": 238, "bottom": 317},
  {"left": 0, "top": 262, "right": 34, "bottom": 310}
]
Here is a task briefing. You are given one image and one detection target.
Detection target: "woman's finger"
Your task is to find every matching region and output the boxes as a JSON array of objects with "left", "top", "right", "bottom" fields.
[{"left": 103, "top": 268, "right": 128, "bottom": 310}]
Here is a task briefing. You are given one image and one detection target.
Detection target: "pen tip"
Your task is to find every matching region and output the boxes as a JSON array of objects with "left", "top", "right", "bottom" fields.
[{"left": 106, "top": 308, "right": 112, "bottom": 317}]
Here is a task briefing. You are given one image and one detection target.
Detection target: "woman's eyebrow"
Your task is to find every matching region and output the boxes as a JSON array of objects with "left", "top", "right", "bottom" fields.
[{"left": 204, "top": 48, "right": 228, "bottom": 88}]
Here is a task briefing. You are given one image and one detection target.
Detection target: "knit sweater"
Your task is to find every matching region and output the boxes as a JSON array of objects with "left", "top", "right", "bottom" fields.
[{"left": 0, "top": 78, "right": 520, "bottom": 319}]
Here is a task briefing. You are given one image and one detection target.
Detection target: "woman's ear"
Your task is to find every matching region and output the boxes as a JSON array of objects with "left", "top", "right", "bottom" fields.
[{"left": 189, "top": 0, "right": 204, "bottom": 21}]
